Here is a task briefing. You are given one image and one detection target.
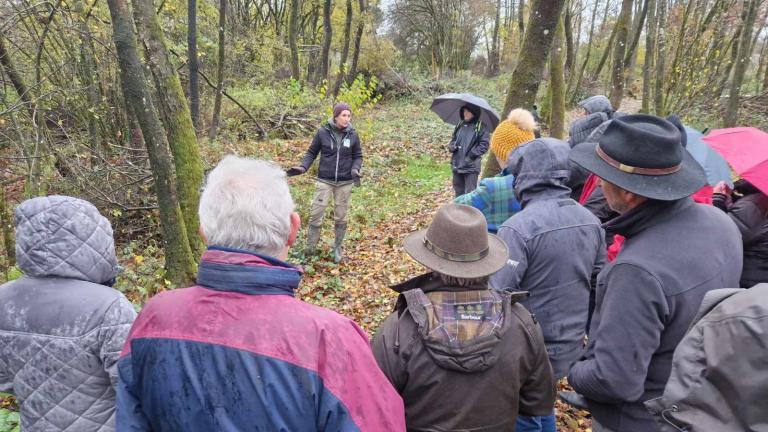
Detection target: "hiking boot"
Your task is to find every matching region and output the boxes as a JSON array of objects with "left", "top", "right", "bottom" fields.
[
  {"left": 333, "top": 223, "right": 347, "bottom": 263},
  {"left": 304, "top": 224, "right": 322, "bottom": 256}
]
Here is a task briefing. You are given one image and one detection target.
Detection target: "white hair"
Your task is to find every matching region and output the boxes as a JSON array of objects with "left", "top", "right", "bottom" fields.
[{"left": 199, "top": 155, "right": 295, "bottom": 257}]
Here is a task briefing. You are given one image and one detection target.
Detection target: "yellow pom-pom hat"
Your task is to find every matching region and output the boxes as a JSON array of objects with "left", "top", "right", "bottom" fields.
[{"left": 490, "top": 108, "right": 537, "bottom": 163}]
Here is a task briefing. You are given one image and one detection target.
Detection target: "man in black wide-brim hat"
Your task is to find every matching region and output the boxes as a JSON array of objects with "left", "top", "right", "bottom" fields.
[{"left": 564, "top": 115, "right": 744, "bottom": 432}]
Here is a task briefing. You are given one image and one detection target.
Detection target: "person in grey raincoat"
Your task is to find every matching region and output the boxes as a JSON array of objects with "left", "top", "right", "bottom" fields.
[
  {"left": 489, "top": 138, "right": 605, "bottom": 432},
  {"left": 566, "top": 115, "right": 743, "bottom": 432},
  {"left": 0, "top": 195, "right": 136, "bottom": 432},
  {"left": 449, "top": 104, "right": 490, "bottom": 197},
  {"left": 645, "top": 283, "right": 768, "bottom": 432}
]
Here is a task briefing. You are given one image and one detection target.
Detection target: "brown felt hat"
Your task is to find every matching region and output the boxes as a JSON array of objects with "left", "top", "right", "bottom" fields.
[{"left": 403, "top": 204, "right": 509, "bottom": 279}]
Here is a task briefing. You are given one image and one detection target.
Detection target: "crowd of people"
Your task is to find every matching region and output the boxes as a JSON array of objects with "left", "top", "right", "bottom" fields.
[{"left": 0, "top": 100, "right": 766, "bottom": 432}]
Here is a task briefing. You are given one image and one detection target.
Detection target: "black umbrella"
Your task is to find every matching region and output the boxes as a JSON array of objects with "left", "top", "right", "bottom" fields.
[{"left": 430, "top": 93, "right": 501, "bottom": 131}]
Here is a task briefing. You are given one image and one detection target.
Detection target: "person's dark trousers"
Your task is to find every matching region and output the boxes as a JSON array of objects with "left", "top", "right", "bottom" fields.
[{"left": 452, "top": 172, "right": 479, "bottom": 197}]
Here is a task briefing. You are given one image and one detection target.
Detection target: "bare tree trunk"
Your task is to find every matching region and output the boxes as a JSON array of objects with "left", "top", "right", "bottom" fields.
[
  {"left": 332, "top": 0, "right": 353, "bottom": 97},
  {"left": 550, "top": 17, "right": 566, "bottom": 139},
  {"left": 593, "top": 17, "right": 618, "bottom": 79},
  {"left": 73, "top": 0, "right": 105, "bottom": 156},
  {"left": 764, "top": 41, "right": 768, "bottom": 91},
  {"left": 0, "top": 187, "right": 15, "bottom": 271},
  {"left": 107, "top": 0, "right": 198, "bottom": 287},
  {"left": 0, "top": 33, "right": 33, "bottom": 114},
  {"left": 563, "top": 3, "right": 575, "bottom": 75},
  {"left": 317, "top": 0, "right": 332, "bottom": 84},
  {"left": 208, "top": 0, "right": 226, "bottom": 139},
  {"left": 188, "top": 0, "right": 200, "bottom": 129},
  {"left": 623, "top": 0, "right": 648, "bottom": 69},
  {"left": 487, "top": 0, "right": 502, "bottom": 77},
  {"left": 288, "top": 0, "right": 301, "bottom": 79},
  {"left": 654, "top": 0, "right": 666, "bottom": 115},
  {"left": 484, "top": 0, "right": 565, "bottom": 179},
  {"left": 609, "top": 0, "right": 633, "bottom": 109},
  {"left": 568, "top": 0, "right": 599, "bottom": 103},
  {"left": 133, "top": 0, "right": 206, "bottom": 257},
  {"left": 518, "top": 0, "right": 525, "bottom": 46},
  {"left": 724, "top": 0, "right": 759, "bottom": 127},
  {"left": 641, "top": 0, "right": 656, "bottom": 113},
  {"left": 347, "top": 0, "right": 365, "bottom": 84}
]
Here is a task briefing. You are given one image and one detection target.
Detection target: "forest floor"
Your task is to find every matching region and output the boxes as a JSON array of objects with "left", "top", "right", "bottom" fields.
[{"left": 0, "top": 94, "right": 647, "bottom": 431}]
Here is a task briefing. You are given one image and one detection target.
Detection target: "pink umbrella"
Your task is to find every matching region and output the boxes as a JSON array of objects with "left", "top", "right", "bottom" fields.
[{"left": 702, "top": 127, "right": 768, "bottom": 195}]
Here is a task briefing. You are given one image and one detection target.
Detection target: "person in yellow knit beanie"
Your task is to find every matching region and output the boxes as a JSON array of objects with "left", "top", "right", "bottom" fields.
[
  {"left": 490, "top": 109, "right": 537, "bottom": 168},
  {"left": 455, "top": 108, "right": 536, "bottom": 233}
]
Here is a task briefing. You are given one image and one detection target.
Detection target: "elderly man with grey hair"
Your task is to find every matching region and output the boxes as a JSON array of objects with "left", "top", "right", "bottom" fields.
[{"left": 116, "top": 155, "right": 405, "bottom": 431}]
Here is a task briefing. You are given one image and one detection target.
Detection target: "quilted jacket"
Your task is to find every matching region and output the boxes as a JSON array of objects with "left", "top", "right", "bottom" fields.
[{"left": 0, "top": 195, "right": 136, "bottom": 431}]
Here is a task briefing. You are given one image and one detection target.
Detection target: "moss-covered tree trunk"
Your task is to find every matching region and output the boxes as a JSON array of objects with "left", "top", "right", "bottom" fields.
[
  {"left": 724, "top": 0, "right": 759, "bottom": 127},
  {"left": 501, "top": 0, "right": 566, "bottom": 114},
  {"left": 609, "top": 0, "right": 633, "bottom": 110},
  {"left": 288, "top": 0, "right": 301, "bottom": 79},
  {"left": 107, "top": 0, "right": 198, "bottom": 288},
  {"left": 550, "top": 17, "right": 566, "bottom": 139},
  {"left": 132, "top": 0, "right": 205, "bottom": 258},
  {"left": 483, "top": 0, "right": 564, "bottom": 179}
]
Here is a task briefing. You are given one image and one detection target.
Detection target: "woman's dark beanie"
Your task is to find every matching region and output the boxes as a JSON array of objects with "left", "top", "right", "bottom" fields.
[{"left": 333, "top": 102, "right": 352, "bottom": 119}]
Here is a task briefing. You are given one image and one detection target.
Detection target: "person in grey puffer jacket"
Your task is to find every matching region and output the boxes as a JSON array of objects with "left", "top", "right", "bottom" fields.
[
  {"left": 490, "top": 138, "right": 605, "bottom": 432},
  {"left": 0, "top": 195, "right": 136, "bottom": 432}
]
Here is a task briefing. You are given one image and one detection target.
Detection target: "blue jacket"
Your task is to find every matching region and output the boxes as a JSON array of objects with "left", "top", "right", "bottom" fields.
[{"left": 117, "top": 246, "right": 405, "bottom": 431}]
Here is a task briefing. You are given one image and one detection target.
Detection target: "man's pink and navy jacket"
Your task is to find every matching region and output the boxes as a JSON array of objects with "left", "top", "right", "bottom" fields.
[{"left": 116, "top": 246, "right": 405, "bottom": 431}]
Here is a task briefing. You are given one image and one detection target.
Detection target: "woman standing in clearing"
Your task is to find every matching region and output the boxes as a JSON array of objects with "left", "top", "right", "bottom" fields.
[{"left": 289, "top": 103, "right": 363, "bottom": 263}]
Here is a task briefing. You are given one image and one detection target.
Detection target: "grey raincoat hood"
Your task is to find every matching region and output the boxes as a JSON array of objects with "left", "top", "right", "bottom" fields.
[
  {"left": 15, "top": 195, "right": 119, "bottom": 283},
  {"left": 491, "top": 138, "right": 606, "bottom": 378},
  {"left": 510, "top": 138, "right": 572, "bottom": 207}
]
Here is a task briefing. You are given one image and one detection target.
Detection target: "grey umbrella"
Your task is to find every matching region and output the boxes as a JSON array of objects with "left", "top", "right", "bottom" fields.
[{"left": 430, "top": 93, "right": 501, "bottom": 131}]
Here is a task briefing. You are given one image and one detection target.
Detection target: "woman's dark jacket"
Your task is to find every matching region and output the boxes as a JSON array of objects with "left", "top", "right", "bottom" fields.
[
  {"left": 713, "top": 185, "right": 768, "bottom": 287},
  {"left": 449, "top": 120, "right": 490, "bottom": 174},
  {"left": 300, "top": 121, "right": 363, "bottom": 183}
]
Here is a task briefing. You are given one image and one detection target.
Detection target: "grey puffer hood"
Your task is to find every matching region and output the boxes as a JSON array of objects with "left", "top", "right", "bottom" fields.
[
  {"left": 578, "top": 95, "right": 613, "bottom": 114},
  {"left": 510, "top": 138, "right": 572, "bottom": 207},
  {"left": 15, "top": 195, "right": 118, "bottom": 284}
]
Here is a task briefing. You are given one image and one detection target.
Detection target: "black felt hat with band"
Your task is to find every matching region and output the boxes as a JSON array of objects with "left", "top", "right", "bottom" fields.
[
  {"left": 403, "top": 204, "right": 508, "bottom": 279},
  {"left": 569, "top": 114, "right": 706, "bottom": 201}
]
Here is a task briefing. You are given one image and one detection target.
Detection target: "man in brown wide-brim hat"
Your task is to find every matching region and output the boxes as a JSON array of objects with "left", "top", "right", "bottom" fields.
[
  {"left": 372, "top": 203, "right": 556, "bottom": 431},
  {"left": 564, "top": 114, "right": 743, "bottom": 432}
]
